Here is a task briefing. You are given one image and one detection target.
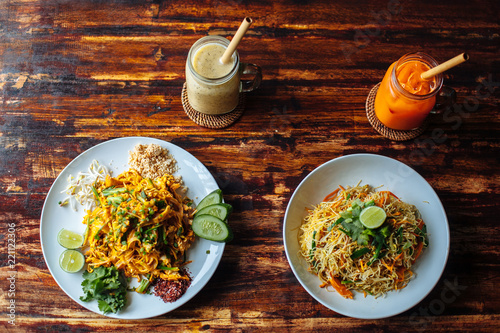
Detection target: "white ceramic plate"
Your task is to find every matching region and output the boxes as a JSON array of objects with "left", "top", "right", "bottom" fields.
[
  {"left": 283, "top": 154, "right": 450, "bottom": 319},
  {"left": 40, "top": 137, "right": 224, "bottom": 319}
]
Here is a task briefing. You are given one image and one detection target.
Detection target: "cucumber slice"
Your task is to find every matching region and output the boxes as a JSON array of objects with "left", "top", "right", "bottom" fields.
[
  {"left": 196, "top": 189, "right": 223, "bottom": 211},
  {"left": 192, "top": 214, "right": 232, "bottom": 242},
  {"left": 195, "top": 203, "right": 233, "bottom": 220}
]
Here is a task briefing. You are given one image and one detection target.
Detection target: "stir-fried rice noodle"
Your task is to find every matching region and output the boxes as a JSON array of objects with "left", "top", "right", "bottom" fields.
[
  {"left": 299, "top": 184, "right": 428, "bottom": 299},
  {"left": 83, "top": 169, "right": 195, "bottom": 285}
]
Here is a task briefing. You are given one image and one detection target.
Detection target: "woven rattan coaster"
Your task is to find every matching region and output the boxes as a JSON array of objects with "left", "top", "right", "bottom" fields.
[
  {"left": 182, "top": 83, "right": 245, "bottom": 129},
  {"left": 366, "top": 83, "right": 427, "bottom": 141}
]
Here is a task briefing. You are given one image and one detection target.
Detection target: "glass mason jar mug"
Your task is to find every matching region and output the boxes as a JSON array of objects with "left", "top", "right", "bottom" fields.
[
  {"left": 185, "top": 36, "right": 262, "bottom": 115},
  {"left": 374, "top": 52, "right": 455, "bottom": 131}
]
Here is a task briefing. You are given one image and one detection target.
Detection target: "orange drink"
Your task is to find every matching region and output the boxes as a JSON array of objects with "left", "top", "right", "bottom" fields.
[{"left": 374, "top": 53, "right": 443, "bottom": 130}]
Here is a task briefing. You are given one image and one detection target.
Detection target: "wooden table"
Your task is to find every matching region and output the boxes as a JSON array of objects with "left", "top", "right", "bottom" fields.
[{"left": 1, "top": 0, "right": 499, "bottom": 331}]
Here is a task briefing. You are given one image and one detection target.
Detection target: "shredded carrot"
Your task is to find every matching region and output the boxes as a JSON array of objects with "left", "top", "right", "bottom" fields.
[
  {"left": 329, "top": 200, "right": 342, "bottom": 209},
  {"left": 381, "top": 259, "right": 392, "bottom": 272},
  {"left": 395, "top": 268, "right": 413, "bottom": 290},
  {"left": 379, "top": 190, "right": 399, "bottom": 200},
  {"left": 388, "top": 191, "right": 399, "bottom": 200},
  {"left": 417, "top": 219, "right": 425, "bottom": 230},
  {"left": 413, "top": 241, "right": 424, "bottom": 263},
  {"left": 330, "top": 232, "right": 342, "bottom": 245},
  {"left": 329, "top": 276, "right": 353, "bottom": 299},
  {"left": 339, "top": 254, "right": 346, "bottom": 268},
  {"left": 359, "top": 259, "right": 365, "bottom": 273},
  {"left": 387, "top": 253, "right": 403, "bottom": 272},
  {"left": 395, "top": 267, "right": 406, "bottom": 283},
  {"left": 395, "top": 219, "right": 411, "bottom": 226},
  {"left": 323, "top": 188, "right": 340, "bottom": 202}
]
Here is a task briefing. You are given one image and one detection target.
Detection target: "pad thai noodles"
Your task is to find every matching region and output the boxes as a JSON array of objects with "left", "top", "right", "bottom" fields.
[
  {"left": 299, "top": 183, "right": 429, "bottom": 299},
  {"left": 82, "top": 169, "right": 195, "bottom": 288}
]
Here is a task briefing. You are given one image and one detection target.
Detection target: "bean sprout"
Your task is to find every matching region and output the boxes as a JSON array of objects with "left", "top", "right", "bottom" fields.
[{"left": 60, "top": 160, "right": 111, "bottom": 211}]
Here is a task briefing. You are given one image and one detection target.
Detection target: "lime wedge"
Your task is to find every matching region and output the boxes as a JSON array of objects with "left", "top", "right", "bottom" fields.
[
  {"left": 359, "top": 206, "right": 387, "bottom": 229},
  {"left": 59, "top": 249, "right": 85, "bottom": 273},
  {"left": 57, "top": 229, "right": 84, "bottom": 249}
]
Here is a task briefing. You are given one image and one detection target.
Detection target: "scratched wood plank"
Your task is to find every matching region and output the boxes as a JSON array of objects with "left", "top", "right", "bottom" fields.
[
  {"left": 1, "top": 0, "right": 498, "bottom": 84},
  {"left": 1, "top": 35, "right": 494, "bottom": 86}
]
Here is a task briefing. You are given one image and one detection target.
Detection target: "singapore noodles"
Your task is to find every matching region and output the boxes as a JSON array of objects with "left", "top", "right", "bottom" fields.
[
  {"left": 299, "top": 184, "right": 429, "bottom": 299},
  {"left": 83, "top": 169, "right": 195, "bottom": 286}
]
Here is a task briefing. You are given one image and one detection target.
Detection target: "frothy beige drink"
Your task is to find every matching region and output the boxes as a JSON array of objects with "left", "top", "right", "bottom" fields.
[
  {"left": 193, "top": 44, "right": 234, "bottom": 79},
  {"left": 185, "top": 36, "right": 261, "bottom": 115},
  {"left": 186, "top": 40, "right": 239, "bottom": 114}
]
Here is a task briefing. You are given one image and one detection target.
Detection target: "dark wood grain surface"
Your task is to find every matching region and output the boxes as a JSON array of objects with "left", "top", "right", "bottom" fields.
[{"left": 1, "top": 0, "right": 499, "bottom": 332}]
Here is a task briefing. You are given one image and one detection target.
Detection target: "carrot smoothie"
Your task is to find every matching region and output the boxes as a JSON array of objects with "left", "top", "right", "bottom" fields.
[{"left": 375, "top": 57, "right": 439, "bottom": 130}]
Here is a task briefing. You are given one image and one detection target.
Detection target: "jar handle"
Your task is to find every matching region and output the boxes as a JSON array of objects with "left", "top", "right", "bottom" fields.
[
  {"left": 431, "top": 86, "right": 456, "bottom": 114},
  {"left": 240, "top": 63, "right": 262, "bottom": 92}
]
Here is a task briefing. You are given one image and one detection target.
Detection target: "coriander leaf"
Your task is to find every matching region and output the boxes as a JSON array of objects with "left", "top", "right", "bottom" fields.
[
  {"left": 357, "top": 233, "right": 370, "bottom": 246},
  {"left": 353, "top": 219, "right": 364, "bottom": 229},
  {"left": 98, "top": 299, "right": 113, "bottom": 314},
  {"left": 80, "top": 266, "right": 128, "bottom": 314},
  {"left": 379, "top": 225, "right": 391, "bottom": 238},
  {"left": 341, "top": 219, "right": 368, "bottom": 245},
  {"left": 340, "top": 210, "right": 353, "bottom": 219},
  {"left": 351, "top": 206, "right": 361, "bottom": 218},
  {"left": 352, "top": 198, "right": 365, "bottom": 211}
]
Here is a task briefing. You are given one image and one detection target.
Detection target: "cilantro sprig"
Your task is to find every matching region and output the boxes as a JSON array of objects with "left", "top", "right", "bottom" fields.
[
  {"left": 80, "top": 266, "right": 128, "bottom": 314},
  {"left": 331, "top": 198, "right": 392, "bottom": 265}
]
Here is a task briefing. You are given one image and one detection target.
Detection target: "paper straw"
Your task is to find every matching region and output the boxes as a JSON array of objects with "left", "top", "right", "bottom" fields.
[
  {"left": 421, "top": 53, "right": 469, "bottom": 80},
  {"left": 220, "top": 17, "right": 253, "bottom": 64}
]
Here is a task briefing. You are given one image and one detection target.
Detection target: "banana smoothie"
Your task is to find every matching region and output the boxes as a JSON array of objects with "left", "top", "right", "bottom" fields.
[{"left": 185, "top": 37, "right": 240, "bottom": 114}]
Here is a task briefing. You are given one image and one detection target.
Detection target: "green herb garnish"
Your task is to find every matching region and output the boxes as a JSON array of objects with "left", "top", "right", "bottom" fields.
[
  {"left": 135, "top": 278, "right": 150, "bottom": 294},
  {"left": 102, "top": 187, "right": 128, "bottom": 196},
  {"left": 309, "top": 231, "right": 317, "bottom": 260},
  {"left": 80, "top": 266, "right": 127, "bottom": 314},
  {"left": 350, "top": 247, "right": 371, "bottom": 260}
]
